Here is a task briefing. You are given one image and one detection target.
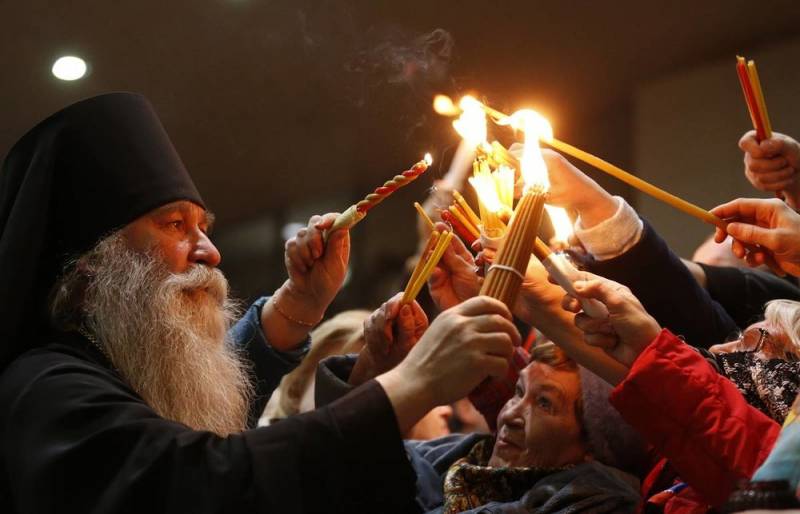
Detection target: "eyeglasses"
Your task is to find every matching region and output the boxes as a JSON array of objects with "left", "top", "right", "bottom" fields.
[
  {"left": 743, "top": 327, "right": 770, "bottom": 354},
  {"left": 739, "top": 327, "right": 798, "bottom": 361}
]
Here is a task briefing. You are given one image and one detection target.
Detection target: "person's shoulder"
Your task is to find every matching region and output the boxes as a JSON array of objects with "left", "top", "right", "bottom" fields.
[{"left": 0, "top": 341, "right": 125, "bottom": 401}]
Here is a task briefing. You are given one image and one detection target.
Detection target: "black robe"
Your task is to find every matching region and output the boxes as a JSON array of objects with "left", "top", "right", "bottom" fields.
[{"left": 0, "top": 332, "right": 419, "bottom": 514}]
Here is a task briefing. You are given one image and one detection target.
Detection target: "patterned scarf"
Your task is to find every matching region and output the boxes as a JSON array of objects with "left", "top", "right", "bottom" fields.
[
  {"left": 442, "top": 438, "right": 572, "bottom": 514},
  {"left": 716, "top": 351, "right": 800, "bottom": 423}
]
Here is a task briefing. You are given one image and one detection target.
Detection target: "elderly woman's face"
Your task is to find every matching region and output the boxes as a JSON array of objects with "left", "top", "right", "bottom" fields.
[
  {"left": 709, "top": 321, "right": 792, "bottom": 361},
  {"left": 489, "top": 362, "right": 587, "bottom": 469}
]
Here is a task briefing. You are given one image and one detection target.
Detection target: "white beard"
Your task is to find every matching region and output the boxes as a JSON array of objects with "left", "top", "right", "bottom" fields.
[{"left": 81, "top": 234, "right": 253, "bottom": 436}]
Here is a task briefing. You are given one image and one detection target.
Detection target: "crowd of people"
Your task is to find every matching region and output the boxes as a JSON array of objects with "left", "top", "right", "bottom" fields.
[{"left": 2, "top": 92, "right": 800, "bottom": 513}]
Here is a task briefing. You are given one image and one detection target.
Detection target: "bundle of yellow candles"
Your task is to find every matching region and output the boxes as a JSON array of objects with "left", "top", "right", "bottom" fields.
[
  {"left": 480, "top": 112, "right": 551, "bottom": 308},
  {"left": 402, "top": 212, "right": 454, "bottom": 304},
  {"left": 736, "top": 56, "right": 772, "bottom": 141},
  {"left": 442, "top": 191, "right": 481, "bottom": 243},
  {"left": 433, "top": 95, "right": 727, "bottom": 230}
]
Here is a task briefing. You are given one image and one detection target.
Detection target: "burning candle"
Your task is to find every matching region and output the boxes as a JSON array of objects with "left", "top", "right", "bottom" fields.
[
  {"left": 327, "top": 153, "right": 433, "bottom": 237},
  {"left": 469, "top": 160, "right": 506, "bottom": 237},
  {"left": 480, "top": 112, "right": 549, "bottom": 308}
]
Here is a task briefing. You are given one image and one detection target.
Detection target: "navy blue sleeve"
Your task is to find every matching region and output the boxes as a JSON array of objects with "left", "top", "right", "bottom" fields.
[
  {"left": 699, "top": 264, "right": 800, "bottom": 328},
  {"left": 228, "top": 296, "right": 310, "bottom": 426},
  {"left": 587, "top": 220, "right": 738, "bottom": 348}
]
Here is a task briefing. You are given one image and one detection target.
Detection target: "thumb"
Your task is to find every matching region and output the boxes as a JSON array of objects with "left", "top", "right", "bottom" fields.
[
  {"left": 396, "top": 304, "right": 417, "bottom": 347},
  {"left": 397, "top": 304, "right": 416, "bottom": 333},
  {"left": 726, "top": 222, "right": 775, "bottom": 249},
  {"left": 324, "top": 225, "right": 350, "bottom": 259},
  {"left": 762, "top": 137, "right": 784, "bottom": 157},
  {"left": 573, "top": 279, "right": 626, "bottom": 314},
  {"left": 428, "top": 266, "right": 446, "bottom": 288}
]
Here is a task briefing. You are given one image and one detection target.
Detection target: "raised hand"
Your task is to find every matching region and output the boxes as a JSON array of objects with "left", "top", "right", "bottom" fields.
[
  {"left": 376, "top": 296, "right": 521, "bottom": 433},
  {"left": 349, "top": 293, "right": 428, "bottom": 386},
  {"left": 263, "top": 213, "right": 350, "bottom": 350},
  {"left": 740, "top": 131, "right": 800, "bottom": 206},
  {"left": 712, "top": 198, "right": 800, "bottom": 277},
  {"left": 562, "top": 272, "right": 661, "bottom": 368},
  {"left": 284, "top": 213, "right": 350, "bottom": 312},
  {"left": 427, "top": 222, "right": 480, "bottom": 311},
  {"left": 510, "top": 144, "right": 618, "bottom": 228}
]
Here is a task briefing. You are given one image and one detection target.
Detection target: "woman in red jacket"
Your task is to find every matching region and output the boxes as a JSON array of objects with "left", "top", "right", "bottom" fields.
[{"left": 561, "top": 272, "right": 782, "bottom": 511}]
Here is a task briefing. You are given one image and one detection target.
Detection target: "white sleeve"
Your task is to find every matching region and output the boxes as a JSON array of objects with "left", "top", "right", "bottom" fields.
[{"left": 573, "top": 196, "right": 643, "bottom": 261}]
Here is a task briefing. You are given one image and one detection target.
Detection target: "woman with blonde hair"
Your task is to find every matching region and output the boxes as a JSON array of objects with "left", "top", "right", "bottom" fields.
[{"left": 260, "top": 310, "right": 369, "bottom": 425}]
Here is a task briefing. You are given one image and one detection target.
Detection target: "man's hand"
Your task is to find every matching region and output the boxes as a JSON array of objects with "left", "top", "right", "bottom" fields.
[
  {"left": 376, "top": 296, "right": 521, "bottom": 433},
  {"left": 262, "top": 213, "right": 349, "bottom": 351},
  {"left": 561, "top": 272, "right": 661, "bottom": 367},
  {"left": 427, "top": 222, "right": 480, "bottom": 311},
  {"left": 712, "top": 198, "right": 800, "bottom": 277},
  {"left": 284, "top": 213, "right": 350, "bottom": 312},
  {"left": 740, "top": 131, "right": 800, "bottom": 206},
  {"left": 349, "top": 293, "right": 428, "bottom": 386}
]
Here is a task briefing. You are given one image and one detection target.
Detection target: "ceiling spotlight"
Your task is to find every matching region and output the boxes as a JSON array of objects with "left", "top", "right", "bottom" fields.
[{"left": 52, "top": 56, "right": 87, "bottom": 81}]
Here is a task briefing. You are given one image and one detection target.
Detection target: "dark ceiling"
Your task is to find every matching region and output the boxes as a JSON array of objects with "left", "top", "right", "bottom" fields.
[{"left": 2, "top": 0, "right": 800, "bottom": 306}]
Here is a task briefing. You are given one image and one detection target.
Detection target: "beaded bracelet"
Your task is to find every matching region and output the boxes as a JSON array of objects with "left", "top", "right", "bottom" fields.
[{"left": 271, "top": 295, "right": 319, "bottom": 327}]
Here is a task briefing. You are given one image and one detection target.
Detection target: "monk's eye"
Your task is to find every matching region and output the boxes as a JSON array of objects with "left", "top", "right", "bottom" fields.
[
  {"left": 163, "top": 219, "right": 184, "bottom": 231},
  {"left": 537, "top": 396, "right": 552, "bottom": 411}
]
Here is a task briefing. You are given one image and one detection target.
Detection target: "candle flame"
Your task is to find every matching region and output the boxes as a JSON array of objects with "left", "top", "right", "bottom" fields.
[
  {"left": 506, "top": 109, "right": 553, "bottom": 191},
  {"left": 452, "top": 95, "right": 487, "bottom": 148},
  {"left": 433, "top": 95, "right": 459, "bottom": 116},
  {"left": 424, "top": 153, "right": 433, "bottom": 165},
  {"left": 544, "top": 205, "right": 573, "bottom": 244},
  {"left": 469, "top": 174, "right": 503, "bottom": 213},
  {"left": 499, "top": 109, "right": 554, "bottom": 142}
]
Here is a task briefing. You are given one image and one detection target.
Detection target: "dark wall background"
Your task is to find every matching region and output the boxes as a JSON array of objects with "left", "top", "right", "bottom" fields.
[{"left": 2, "top": 0, "right": 799, "bottom": 313}]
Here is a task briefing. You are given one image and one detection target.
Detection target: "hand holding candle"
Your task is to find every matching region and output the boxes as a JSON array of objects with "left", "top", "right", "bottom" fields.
[
  {"left": 403, "top": 223, "right": 455, "bottom": 304},
  {"left": 739, "top": 131, "right": 800, "bottom": 206},
  {"left": 349, "top": 292, "right": 429, "bottom": 386},
  {"left": 427, "top": 222, "right": 481, "bottom": 311},
  {"left": 711, "top": 197, "right": 800, "bottom": 277},
  {"left": 562, "top": 272, "right": 662, "bottom": 369},
  {"left": 533, "top": 238, "right": 608, "bottom": 319}
]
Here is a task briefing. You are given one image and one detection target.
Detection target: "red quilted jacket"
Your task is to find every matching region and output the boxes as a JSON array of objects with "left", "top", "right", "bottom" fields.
[{"left": 610, "top": 329, "right": 781, "bottom": 513}]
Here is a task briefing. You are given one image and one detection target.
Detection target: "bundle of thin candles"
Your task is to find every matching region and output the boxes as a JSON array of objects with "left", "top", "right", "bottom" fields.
[
  {"left": 480, "top": 186, "right": 547, "bottom": 307},
  {"left": 736, "top": 56, "right": 772, "bottom": 141},
  {"left": 442, "top": 191, "right": 480, "bottom": 244},
  {"left": 402, "top": 216, "right": 454, "bottom": 304}
]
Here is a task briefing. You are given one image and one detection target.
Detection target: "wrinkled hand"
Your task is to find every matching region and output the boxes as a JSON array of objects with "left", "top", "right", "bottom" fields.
[
  {"left": 561, "top": 272, "right": 661, "bottom": 367},
  {"left": 740, "top": 131, "right": 800, "bottom": 204},
  {"left": 712, "top": 198, "right": 800, "bottom": 277},
  {"left": 509, "top": 144, "right": 617, "bottom": 228},
  {"left": 391, "top": 296, "right": 521, "bottom": 406},
  {"left": 349, "top": 293, "right": 428, "bottom": 386},
  {"left": 428, "top": 222, "right": 480, "bottom": 311},
  {"left": 284, "top": 213, "right": 350, "bottom": 311}
]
